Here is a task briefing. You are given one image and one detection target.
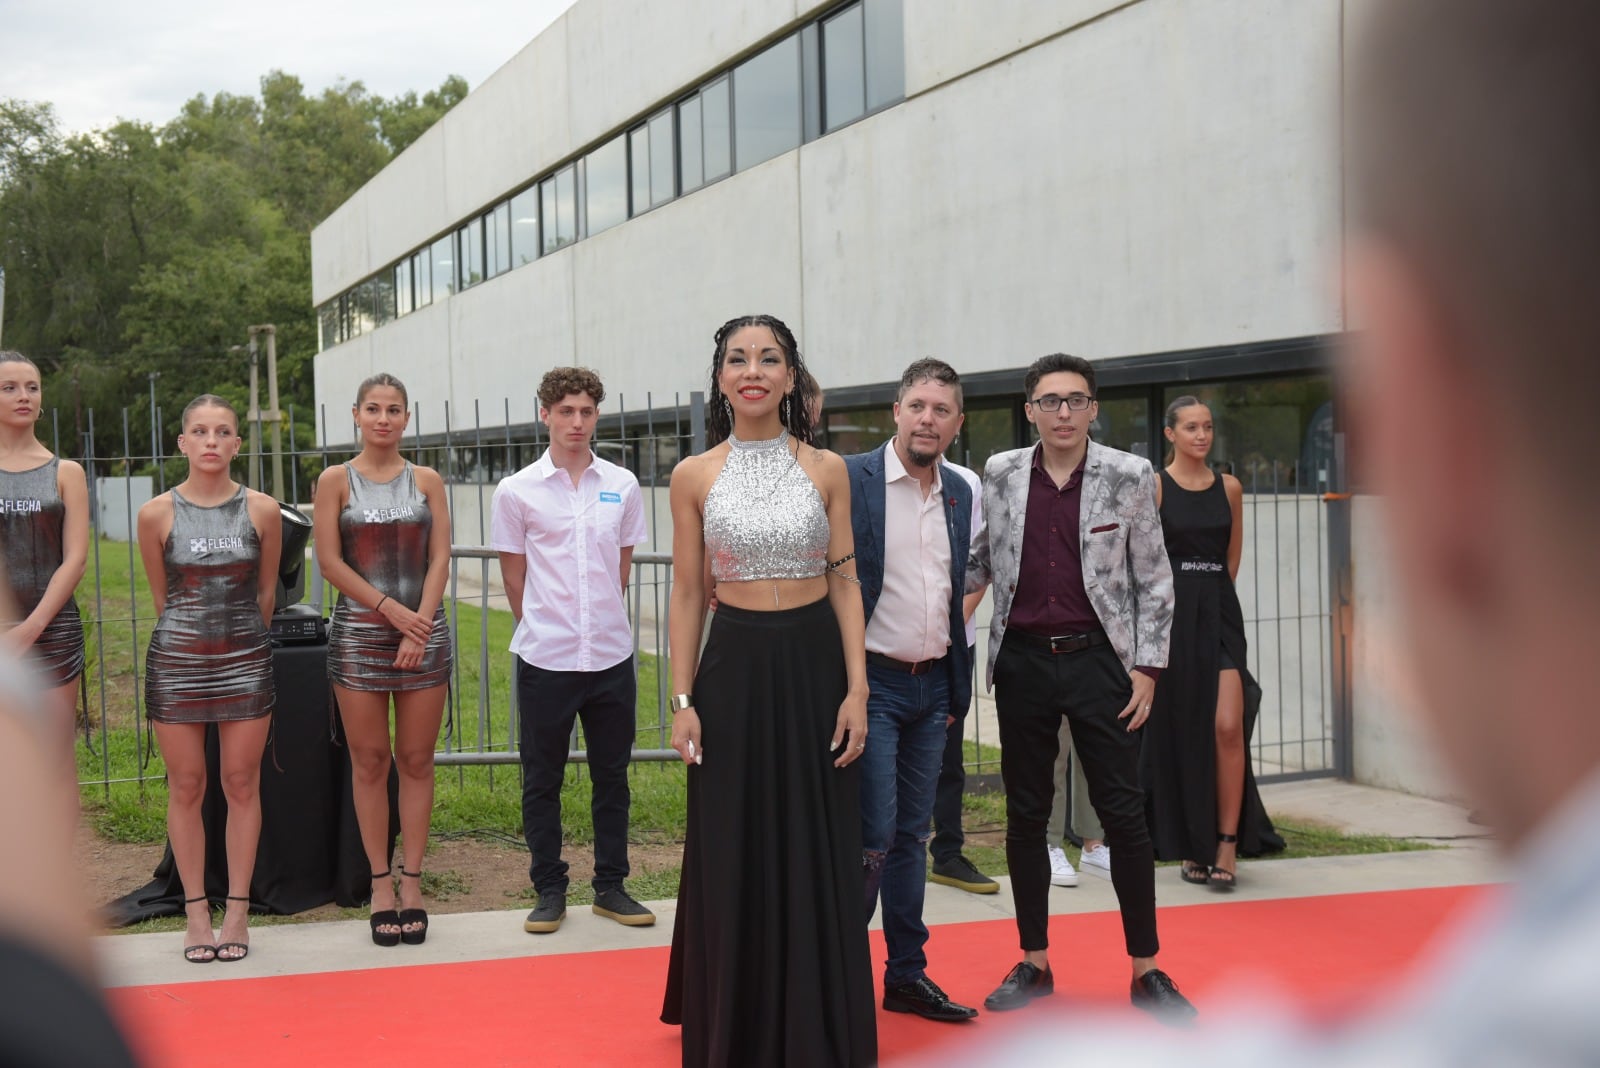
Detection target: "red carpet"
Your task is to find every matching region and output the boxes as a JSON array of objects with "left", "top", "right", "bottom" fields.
[{"left": 108, "top": 886, "right": 1486, "bottom": 1067}]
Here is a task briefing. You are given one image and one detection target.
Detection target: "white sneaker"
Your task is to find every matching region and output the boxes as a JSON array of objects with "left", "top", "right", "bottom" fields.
[
  {"left": 1080, "top": 843, "right": 1112, "bottom": 878},
  {"left": 1047, "top": 845, "right": 1079, "bottom": 887}
]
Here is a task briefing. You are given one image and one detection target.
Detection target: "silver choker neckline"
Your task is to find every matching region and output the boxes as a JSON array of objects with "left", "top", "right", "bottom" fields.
[{"left": 728, "top": 428, "right": 790, "bottom": 451}]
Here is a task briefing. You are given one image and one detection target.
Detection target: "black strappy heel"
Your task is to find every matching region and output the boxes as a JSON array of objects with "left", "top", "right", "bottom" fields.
[
  {"left": 182, "top": 896, "right": 216, "bottom": 964},
  {"left": 370, "top": 869, "right": 401, "bottom": 947},
  {"left": 1208, "top": 833, "right": 1238, "bottom": 892},
  {"left": 216, "top": 895, "right": 251, "bottom": 962},
  {"left": 398, "top": 869, "right": 429, "bottom": 946}
]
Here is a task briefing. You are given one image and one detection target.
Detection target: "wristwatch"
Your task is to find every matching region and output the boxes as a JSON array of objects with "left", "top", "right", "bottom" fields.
[{"left": 670, "top": 693, "right": 693, "bottom": 713}]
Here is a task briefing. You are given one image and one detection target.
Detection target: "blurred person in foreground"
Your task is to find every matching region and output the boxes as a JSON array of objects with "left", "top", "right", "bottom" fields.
[{"left": 947, "top": 1, "right": 1600, "bottom": 1063}]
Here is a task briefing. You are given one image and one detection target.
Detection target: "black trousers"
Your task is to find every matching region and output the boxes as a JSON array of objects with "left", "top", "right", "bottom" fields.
[
  {"left": 516, "top": 655, "right": 636, "bottom": 895},
  {"left": 930, "top": 644, "right": 977, "bottom": 864},
  {"left": 995, "top": 635, "right": 1158, "bottom": 958}
]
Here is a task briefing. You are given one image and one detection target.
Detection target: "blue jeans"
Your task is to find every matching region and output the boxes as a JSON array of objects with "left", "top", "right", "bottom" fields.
[{"left": 860, "top": 661, "right": 950, "bottom": 986}]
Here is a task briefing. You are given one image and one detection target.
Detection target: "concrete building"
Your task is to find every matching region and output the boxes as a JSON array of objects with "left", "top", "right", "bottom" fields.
[{"left": 310, "top": 0, "right": 1448, "bottom": 799}]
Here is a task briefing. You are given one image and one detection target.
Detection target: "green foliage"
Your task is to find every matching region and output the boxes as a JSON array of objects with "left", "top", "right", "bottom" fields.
[{"left": 0, "top": 71, "right": 467, "bottom": 467}]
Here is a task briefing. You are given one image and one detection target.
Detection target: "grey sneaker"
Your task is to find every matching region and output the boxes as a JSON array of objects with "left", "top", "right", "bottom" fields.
[
  {"left": 592, "top": 886, "right": 656, "bottom": 927},
  {"left": 523, "top": 890, "right": 566, "bottom": 934}
]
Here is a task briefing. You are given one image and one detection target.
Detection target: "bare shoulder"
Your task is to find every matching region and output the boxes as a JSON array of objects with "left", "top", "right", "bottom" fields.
[
  {"left": 137, "top": 492, "right": 172, "bottom": 521},
  {"left": 411, "top": 464, "right": 446, "bottom": 494},
  {"left": 1222, "top": 472, "right": 1243, "bottom": 501},
  {"left": 670, "top": 445, "right": 724, "bottom": 492},
  {"left": 317, "top": 463, "right": 350, "bottom": 493},
  {"left": 802, "top": 442, "right": 842, "bottom": 472},
  {"left": 244, "top": 487, "right": 280, "bottom": 519},
  {"left": 56, "top": 458, "right": 87, "bottom": 486}
]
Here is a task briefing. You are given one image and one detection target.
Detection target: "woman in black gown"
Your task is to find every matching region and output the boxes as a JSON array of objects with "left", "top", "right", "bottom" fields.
[
  {"left": 661, "top": 315, "right": 875, "bottom": 1066},
  {"left": 1141, "top": 396, "right": 1282, "bottom": 890}
]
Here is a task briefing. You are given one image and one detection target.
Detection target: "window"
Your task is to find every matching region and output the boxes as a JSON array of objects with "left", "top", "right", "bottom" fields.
[
  {"left": 412, "top": 247, "right": 432, "bottom": 307},
  {"left": 457, "top": 218, "right": 484, "bottom": 289},
  {"left": 488, "top": 201, "right": 511, "bottom": 278},
  {"left": 510, "top": 187, "right": 539, "bottom": 265},
  {"left": 430, "top": 234, "right": 454, "bottom": 297},
  {"left": 864, "top": 0, "right": 905, "bottom": 111},
  {"left": 394, "top": 258, "right": 413, "bottom": 317},
  {"left": 823, "top": 3, "right": 866, "bottom": 131},
  {"left": 371, "top": 273, "right": 394, "bottom": 327},
  {"left": 734, "top": 38, "right": 801, "bottom": 171},
  {"left": 703, "top": 77, "right": 732, "bottom": 181},
  {"left": 1163, "top": 378, "right": 1334, "bottom": 493},
  {"left": 954, "top": 403, "right": 1019, "bottom": 474},
  {"left": 648, "top": 109, "right": 675, "bottom": 207},
  {"left": 541, "top": 164, "right": 576, "bottom": 254},
  {"left": 678, "top": 94, "right": 704, "bottom": 192},
  {"left": 629, "top": 126, "right": 650, "bottom": 214},
  {"left": 318, "top": 301, "right": 339, "bottom": 349},
  {"left": 585, "top": 136, "right": 628, "bottom": 235}
]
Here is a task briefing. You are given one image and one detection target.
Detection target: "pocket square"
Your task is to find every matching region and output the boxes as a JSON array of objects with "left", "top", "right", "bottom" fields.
[{"left": 1089, "top": 523, "right": 1120, "bottom": 534}]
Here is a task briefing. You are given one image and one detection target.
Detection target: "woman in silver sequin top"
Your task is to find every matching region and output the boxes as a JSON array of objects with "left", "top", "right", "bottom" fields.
[
  {"left": 661, "top": 315, "right": 876, "bottom": 1066},
  {"left": 137, "top": 395, "right": 282, "bottom": 965},
  {"left": 313, "top": 373, "right": 452, "bottom": 946},
  {"left": 0, "top": 351, "right": 89, "bottom": 746}
]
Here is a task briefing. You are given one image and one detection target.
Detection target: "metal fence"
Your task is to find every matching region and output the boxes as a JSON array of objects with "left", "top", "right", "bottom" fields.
[{"left": 63, "top": 394, "right": 1341, "bottom": 795}]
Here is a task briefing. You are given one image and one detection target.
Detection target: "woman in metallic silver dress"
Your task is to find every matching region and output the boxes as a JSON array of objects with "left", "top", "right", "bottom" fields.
[
  {"left": 0, "top": 352, "right": 89, "bottom": 760},
  {"left": 137, "top": 395, "right": 282, "bottom": 964},
  {"left": 314, "top": 374, "right": 452, "bottom": 947}
]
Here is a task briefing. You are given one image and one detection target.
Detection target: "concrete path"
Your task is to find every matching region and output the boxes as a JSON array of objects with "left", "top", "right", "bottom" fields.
[{"left": 94, "top": 779, "right": 1500, "bottom": 990}]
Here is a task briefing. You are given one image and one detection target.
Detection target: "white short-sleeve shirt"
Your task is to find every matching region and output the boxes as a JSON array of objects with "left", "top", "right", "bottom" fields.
[{"left": 490, "top": 449, "right": 647, "bottom": 672}]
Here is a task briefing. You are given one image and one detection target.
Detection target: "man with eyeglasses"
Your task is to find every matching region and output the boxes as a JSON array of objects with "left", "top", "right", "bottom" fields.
[{"left": 967, "top": 352, "right": 1193, "bottom": 1022}]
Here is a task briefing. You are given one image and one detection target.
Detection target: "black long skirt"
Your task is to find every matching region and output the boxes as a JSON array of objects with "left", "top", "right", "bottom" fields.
[
  {"left": 661, "top": 598, "right": 877, "bottom": 1067},
  {"left": 1141, "top": 571, "right": 1285, "bottom": 862}
]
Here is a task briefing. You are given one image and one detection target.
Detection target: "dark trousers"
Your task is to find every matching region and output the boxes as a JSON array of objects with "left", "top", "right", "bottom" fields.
[
  {"left": 516, "top": 655, "right": 636, "bottom": 895},
  {"left": 930, "top": 644, "right": 978, "bottom": 864},
  {"left": 995, "top": 635, "right": 1158, "bottom": 958}
]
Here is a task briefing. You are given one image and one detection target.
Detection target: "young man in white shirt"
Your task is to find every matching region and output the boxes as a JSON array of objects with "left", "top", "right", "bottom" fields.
[{"left": 492, "top": 367, "right": 651, "bottom": 934}]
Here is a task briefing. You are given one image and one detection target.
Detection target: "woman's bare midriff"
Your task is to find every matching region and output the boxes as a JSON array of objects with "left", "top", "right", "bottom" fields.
[{"left": 714, "top": 575, "right": 829, "bottom": 612}]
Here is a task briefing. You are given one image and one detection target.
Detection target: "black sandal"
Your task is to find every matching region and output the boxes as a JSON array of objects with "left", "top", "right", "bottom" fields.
[
  {"left": 1208, "top": 833, "right": 1238, "bottom": 892},
  {"left": 215, "top": 895, "right": 251, "bottom": 962},
  {"left": 370, "top": 869, "right": 401, "bottom": 947},
  {"left": 1180, "top": 861, "right": 1210, "bottom": 885},
  {"left": 182, "top": 896, "right": 216, "bottom": 964},
  {"left": 398, "top": 869, "right": 429, "bottom": 946}
]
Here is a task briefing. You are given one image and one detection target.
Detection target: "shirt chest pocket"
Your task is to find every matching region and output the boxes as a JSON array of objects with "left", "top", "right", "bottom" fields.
[{"left": 1084, "top": 519, "right": 1129, "bottom": 582}]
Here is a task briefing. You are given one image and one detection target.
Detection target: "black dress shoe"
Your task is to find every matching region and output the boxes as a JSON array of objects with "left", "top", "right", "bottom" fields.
[
  {"left": 983, "top": 961, "right": 1054, "bottom": 1011},
  {"left": 1130, "top": 968, "right": 1198, "bottom": 1025},
  {"left": 883, "top": 976, "right": 978, "bottom": 1022}
]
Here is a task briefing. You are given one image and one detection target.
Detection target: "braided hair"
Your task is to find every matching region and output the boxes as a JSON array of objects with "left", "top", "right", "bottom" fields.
[{"left": 705, "top": 314, "right": 817, "bottom": 448}]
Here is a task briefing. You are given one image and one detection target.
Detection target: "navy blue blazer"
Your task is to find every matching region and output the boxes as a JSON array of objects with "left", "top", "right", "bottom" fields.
[{"left": 844, "top": 443, "right": 973, "bottom": 716}]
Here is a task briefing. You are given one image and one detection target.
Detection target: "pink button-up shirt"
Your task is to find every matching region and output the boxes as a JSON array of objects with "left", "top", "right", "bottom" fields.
[
  {"left": 865, "top": 443, "right": 953, "bottom": 663},
  {"left": 490, "top": 450, "right": 646, "bottom": 672}
]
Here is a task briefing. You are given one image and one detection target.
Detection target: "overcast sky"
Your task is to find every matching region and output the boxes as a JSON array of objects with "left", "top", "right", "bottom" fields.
[{"left": 0, "top": 0, "right": 579, "bottom": 136}]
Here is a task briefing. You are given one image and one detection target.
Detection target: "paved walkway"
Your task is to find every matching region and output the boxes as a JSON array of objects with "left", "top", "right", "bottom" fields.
[{"left": 94, "top": 779, "right": 1497, "bottom": 989}]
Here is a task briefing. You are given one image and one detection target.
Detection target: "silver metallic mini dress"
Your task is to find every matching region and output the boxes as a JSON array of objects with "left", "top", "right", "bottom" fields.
[
  {"left": 703, "top": 430, "right": 829, "bottom": 583},
  {"left": 327, "top": 462, "right": 451, "bottom": 691},
  {"left": 145, "top": 486, "right": 274, "bottom": 723},
  {"left": 0, "top": 458, "right": 85, "bottom": 686}
]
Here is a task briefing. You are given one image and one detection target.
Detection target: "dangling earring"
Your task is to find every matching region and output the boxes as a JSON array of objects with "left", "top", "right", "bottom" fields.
[
  {"left": 721, "top": 393, "right": 732, "bottom": 420},
  {"left": 780, "top": 394, "right": 790, "bottom": 424}
]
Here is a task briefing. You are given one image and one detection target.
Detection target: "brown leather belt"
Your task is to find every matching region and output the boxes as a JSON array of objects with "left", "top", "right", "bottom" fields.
[
  {"left": 866, "top": 651, "right": 945, "bottom": 676},
  {"left": 1008, "top": 628, "right": 1109, "bottom": 655}
]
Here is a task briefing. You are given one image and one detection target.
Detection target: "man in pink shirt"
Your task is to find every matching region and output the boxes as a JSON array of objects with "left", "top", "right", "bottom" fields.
[{"left": 492, "top": 367, "right": 652, "bottom": 935}]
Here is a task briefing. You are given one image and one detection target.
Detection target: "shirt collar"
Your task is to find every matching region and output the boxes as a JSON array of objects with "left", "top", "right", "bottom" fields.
[
  {"left": 535, "top": 448, "right": 599, "bottom": 480},
  {"left": 884, "top": 440, "right": 942, "bottom": 492},
  {"left": 1031, "top": 442, "right": 1088, "bottom": 484}
]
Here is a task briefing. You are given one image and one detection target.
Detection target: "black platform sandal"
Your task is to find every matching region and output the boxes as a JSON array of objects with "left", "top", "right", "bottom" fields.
[
  {"left": 1208, "top": 833, "right": 1238, "bottom": 892},
  {"left": 1180, "top": 861, "right": 1211, "bottom": 885},
  {"left": 216, "top": 895, "right": 251, "bottom": 962},
  {"left": 182, "top": 896, "right": 216, "bottom": 964},
  {"left": 370, "top": 869, "right": 401, "bottom": 947},
  {"left": 398, "top": 869, "right": 429, "bottom": 946}
]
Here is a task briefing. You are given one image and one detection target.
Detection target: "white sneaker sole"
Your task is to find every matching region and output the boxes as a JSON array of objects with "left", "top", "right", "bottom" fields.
[{"left": 1049, "top": 872, "right": 1080, "bottom": 888}]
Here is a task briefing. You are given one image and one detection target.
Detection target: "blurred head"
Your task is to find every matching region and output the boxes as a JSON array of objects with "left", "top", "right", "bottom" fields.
[
  {"left": 1348, "top": 0, "right": 1600, "bottom": 843},
  {"left": 706, "top": 314, "right": 815, "bottom": 448},
  {"left": 893, "top": 359, "right": 964, "bottom": 470},
  {"left": 538, "top": 367, "right": 604, "bottom": 454}
]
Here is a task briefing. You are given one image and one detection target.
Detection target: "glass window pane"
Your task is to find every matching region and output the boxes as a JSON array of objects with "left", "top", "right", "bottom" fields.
[
  {"left": 430, "top": 235, "right": 454, "bottom": 297},
  {"left": 824, "top": 406, "right": 894, "bottom": 457},
  {"left": 510, "top": 187, "right": 539, "bottom": 265},
  {"left": 394, "top": 260, "right": 412, "bottom": 316},
  {"left": 629, "top": 127, "right": 650, "bottom": 216},
  {"left": 678, "top": 95, "right": 703, "bottom": 192},
  {"left": 864, "top": 0, "right": 905, "bottom": 111},
  {"left": 1162, "top": 377, "right": 1335, "bottom": 494},
  {"left": 414, "top": 248, "right": 431, "bottom": 306},
  {"left": 953, "top": 403, "right": 1018, "bottom": 474},
  {"left": 586, "top": 136, "right": 628, "bottom": 235},
  {"left": 649, "top": 109, "right": 675, "bottom": 206},
  {"left": 489, "top": 202, "right": 511, "bottom": 277},
  {"left": 734, "top": 37, "right": 801, "bottom": 171},
  {"left": 702, "top": 77, "right": 731, "bottom": 180},
  {"left": 456, "top": 220, "right": 482, "bottom": 289},
  {"left": 543, "top": 165, "right": 576, "bottom": 254},
  {"left": 371, "top": 273, "right": 393, "bottom": 327},
  {"left": 1089, "top": 391, "right": 1152, "bottom": 461},
  {"left": 319, "top": 301, "right": 339, "bottom": 349},
  {"left": 824, "top": 4, "right": 866, "bottom": 132}
]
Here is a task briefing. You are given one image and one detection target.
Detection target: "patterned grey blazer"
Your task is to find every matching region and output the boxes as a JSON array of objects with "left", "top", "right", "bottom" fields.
[{"left": 967, "top": 439, "right": 1174, "bottom": 690}]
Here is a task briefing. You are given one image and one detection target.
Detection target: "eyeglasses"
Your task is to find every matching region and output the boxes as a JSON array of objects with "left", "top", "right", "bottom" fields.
[{"left": 1029, "top": 393, "right": 1093, "bottom": 412}]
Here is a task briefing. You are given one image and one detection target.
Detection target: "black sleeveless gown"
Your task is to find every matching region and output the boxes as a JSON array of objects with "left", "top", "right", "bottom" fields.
[{"left": 1141, "top": 470, "right": 1284, "bottom": 861}]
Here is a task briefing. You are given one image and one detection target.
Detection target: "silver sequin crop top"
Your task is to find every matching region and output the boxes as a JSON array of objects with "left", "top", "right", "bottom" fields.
[{"left": 703, "top": 430, "right": 830, "bottom": 582}]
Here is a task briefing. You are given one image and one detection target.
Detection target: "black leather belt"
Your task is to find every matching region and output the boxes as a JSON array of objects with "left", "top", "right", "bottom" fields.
[
  {"left": 1008, "top": 628, "right": 1109, "bottom": 655},
  {"left": 866, "top": 651, "right": 945, "bottom": 676}
]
